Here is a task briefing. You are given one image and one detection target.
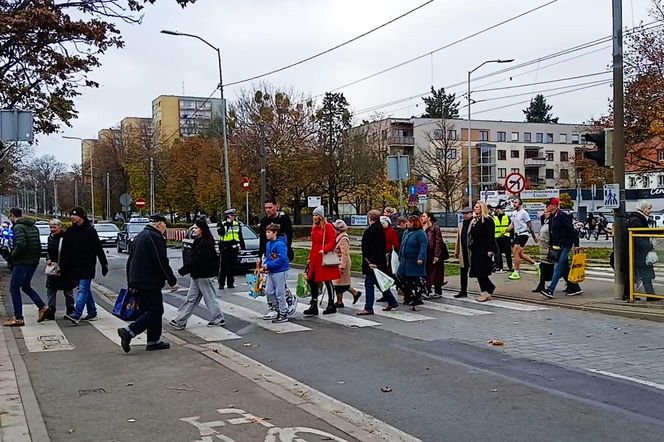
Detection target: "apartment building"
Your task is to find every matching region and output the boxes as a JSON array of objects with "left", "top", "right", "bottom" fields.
[{"left": 151, "top": 95, "right": 223, "bottom": 146}]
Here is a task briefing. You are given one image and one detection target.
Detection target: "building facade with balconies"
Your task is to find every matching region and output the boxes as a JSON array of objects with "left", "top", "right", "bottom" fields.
[{"left": 151, "top": 95, "right": 222, "bottom": 147}]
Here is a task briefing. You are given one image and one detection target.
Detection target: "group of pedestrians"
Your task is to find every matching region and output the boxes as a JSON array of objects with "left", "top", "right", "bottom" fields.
[{"left": 3, "top": 207, "right": 108, "bottom": 327}]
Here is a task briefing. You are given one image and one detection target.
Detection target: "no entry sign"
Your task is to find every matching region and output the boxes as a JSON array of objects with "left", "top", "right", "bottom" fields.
[
  {"left": 135, "top": 198, "right": 146, "bottom": 209},
  {"left": 504, "top": 172, "right": 526, "bottom": 195}
]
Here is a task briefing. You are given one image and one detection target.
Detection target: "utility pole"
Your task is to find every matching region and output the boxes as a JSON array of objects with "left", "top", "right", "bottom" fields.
[
  {"left": 54, "top": 178, "right": 58, "bottom": 216},
  {"left": 74, "top": 180, "right": 79, "bottom": 207},
  {"left": 259, "top": 123, "right": 267, "bottom": 207},
  {"left": 106, "top": 172, "right": 110, "bottom": 220},
  {"left": 612, "top": 0, "right": 625, "bottom": 300},
  {"left": 42, "top": 188, "right": 46, "bottom": 215}
]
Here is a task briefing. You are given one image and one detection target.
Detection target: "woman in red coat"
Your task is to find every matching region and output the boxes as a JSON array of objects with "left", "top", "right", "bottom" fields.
[{"left": 304, "top": 206, "right": 340, "bottom": 316}]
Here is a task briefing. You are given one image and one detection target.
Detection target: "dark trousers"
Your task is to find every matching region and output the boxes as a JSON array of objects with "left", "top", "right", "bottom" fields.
[
  {"left": 219, "top": 246, "right": 239, "bottom": 288},
  {"left": 476, "top": 275, "right": 495, "bottom": 294},
  {"left": 309, "top": 279, "right": 334, "bottom": 303},
  {"left": 494, "top": 237, "right": 513, "bottom": 270},
  {"left": 128, "top": 289, "right": 164, "bottom": 343},
  {"left": 459, "top": 267, "right": 469, "bottom": 294}
]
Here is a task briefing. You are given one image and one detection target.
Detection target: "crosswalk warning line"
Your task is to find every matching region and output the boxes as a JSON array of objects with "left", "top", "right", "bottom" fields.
[
  {"left": 92, "top": 307, "right": 147, "bottom": 347},
  {"left": 218, "top": 301, "right": 311, "bottom": 334},
  {"left": 441, "top": 292, "right": 548, "bottom": 311},
  {"left": 162, "top": 301, "right": 241, "bottom": 341},
  {"left": 20, "top": 309, "right": 73, "bottom": 352}
]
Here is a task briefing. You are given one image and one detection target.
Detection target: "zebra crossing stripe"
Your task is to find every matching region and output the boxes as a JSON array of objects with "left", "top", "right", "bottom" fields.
[
  {"left": 20, "top": 309, "right": 73, "bottom": 352},
  {"left": 440, "top": 291, "right": 548, "bottom": 311},
  {"left": 91, "top": 307, "right": 147, "bottom": 347},
  {"left": 218, "top": 301, "right": 311, "bottom": 334},
  {"left": 342, "top": 294, "right": 435, "bottom": 322},
  {"left": 420, "top": 301, "right": 493, "bottom": 316},
  {"left": 162, "top": 301, "right": 241, "bottom": 341}
]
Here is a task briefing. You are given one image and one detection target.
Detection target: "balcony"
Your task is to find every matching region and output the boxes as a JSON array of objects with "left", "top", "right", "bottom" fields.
[
  {"left": 388, "top": 136, "right": 414, "bottom": 145},
  {"left": 524, "top": 157, "right": 547, "bottom": 167}
]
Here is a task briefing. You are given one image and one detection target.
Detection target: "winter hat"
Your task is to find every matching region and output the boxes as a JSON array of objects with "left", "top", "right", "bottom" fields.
[
  {"left": 313, "top": 206, "right": 325, "bottom": 218},
  {"left": 333, "top": 219, "right": 347, "bottom": 232},
  {"left": 70, "top": 206, "right": 87, "bottom": 219},
  {"left": 380, "top": 216, "right": 391, "bottom": 228}
]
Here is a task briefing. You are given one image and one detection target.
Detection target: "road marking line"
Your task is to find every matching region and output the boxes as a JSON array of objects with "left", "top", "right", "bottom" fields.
[
  {"left": 228, "top": 292, "right": 381, "bottom": 328},
  {"left": 162, "top": 302, "right": 241, "bottom": 341},
  {"left": 91, "top": 306, "right": 147, "bottom": 347},
  {"left": 218, "top": 301, "right": 311, "bottom": 334},
  {"left": 420, "top": 301, "right": 493, "bottom": 316},
  {"left": 20, "top": 309, "right": 73, "bottom": 352},
  {"left": 587, "top": 369, "right": 664, "bottom": 391},
  {"left": 342, "top": 294, "right": 434, "bottom": 322},
  {"left": 441, "top": 291, "right": 548, "bottom": 311}
]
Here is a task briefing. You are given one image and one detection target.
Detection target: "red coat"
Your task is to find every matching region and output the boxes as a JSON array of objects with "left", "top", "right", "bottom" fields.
[
  {"left": 384, "top": 226, "right": 400, "bottom": 253},
  {"left": 307, "top": 222, "right": 341, "bottom": 282}
]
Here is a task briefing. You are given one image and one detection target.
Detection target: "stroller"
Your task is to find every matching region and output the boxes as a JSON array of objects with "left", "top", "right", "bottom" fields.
[{"left": 0, "top": 223, "right": 13, "bottom": 270}]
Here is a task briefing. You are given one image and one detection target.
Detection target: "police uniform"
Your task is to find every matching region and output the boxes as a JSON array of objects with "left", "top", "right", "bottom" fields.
[
  {"left": 493, "top": 211, "right": 513, "bottom": 271},
  {"left": 217, "top": 209, "right": 245, "bottom": 289}
]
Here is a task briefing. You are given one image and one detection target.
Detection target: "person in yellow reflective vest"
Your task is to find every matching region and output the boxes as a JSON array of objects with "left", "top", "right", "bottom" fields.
[
  {"left": 492, "top": 205, "right": 513, "bottom": 273},
  {"left": 217, "top": 209, "right": 245, "bottom": 289}
]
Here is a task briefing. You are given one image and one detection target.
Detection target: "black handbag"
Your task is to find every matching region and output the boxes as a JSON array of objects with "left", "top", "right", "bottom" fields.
[{"left": 546, "top": 246, "right": 561, "bottom": 262}]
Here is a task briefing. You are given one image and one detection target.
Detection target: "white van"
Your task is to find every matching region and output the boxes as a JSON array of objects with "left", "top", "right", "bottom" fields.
[{"left": 649, "top": 213, "right": 664, "bottom": 227}]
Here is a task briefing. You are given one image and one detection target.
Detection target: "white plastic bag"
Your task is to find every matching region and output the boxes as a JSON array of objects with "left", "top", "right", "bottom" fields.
[
  {"left": 390, "top": 251, "right": 399, "bottom": 273},
  {"left": 373, "top": 267, "right": 395, "bottom": 292},
  {"left": 646, "top": 251, "right": 659, "bottom": 266}
]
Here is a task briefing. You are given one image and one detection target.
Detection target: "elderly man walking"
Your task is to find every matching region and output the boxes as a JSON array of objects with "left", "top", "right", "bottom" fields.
[{"left": 118, "top": 214, "right": 178, "bottom": 353}]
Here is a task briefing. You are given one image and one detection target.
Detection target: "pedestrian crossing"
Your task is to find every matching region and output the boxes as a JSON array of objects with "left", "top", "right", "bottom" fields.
[{"left": 18, "top": 284, "right": 548, "bottom": 353}]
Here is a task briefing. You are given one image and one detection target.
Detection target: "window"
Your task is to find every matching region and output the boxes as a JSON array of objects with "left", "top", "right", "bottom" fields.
[
  {"left": 511, "top": 168, "right": 520, "bottom": 173},
  {"left": 436, "top": 149, "right": 457, "bottom": 160},
  {"left": 524, "top": 132, "right": 532, "bottom": 142},
  {"left": 448, "top": 130, "right": 457, "bottom": 140},
  {"left": 498, "top": 150, "right": 507, "bottom": 160},
  {"left": 510, "top": 150, "right": 520, "bottom": 158},
  {"left": 559, "top": 134, "right": 568, "bottom": 143},
  {"left": 511, "top": 132, "right": 519, "bottom": 141},
  {"left": 497, "top": 131, "right": 506, "bottom": 142},
  {"left": 659, "top": 175, "right": 664, "bottom": 187},
  {"left": 536, "top": 133, "right": 543, "bottom": 143},
  {"left": 546, "top": 133, "right": 554, "bottom": 143},
  {"left": 560, "top": 169, "right": 569, "bottom": 179},
  {"left": 642, "top": 176, "right": 651, "bottom": 187},
  {"left": 498, "top": 168, "right": 507, "bottom": 178},
  {"left": 446, "top": 149, "right": 457, "bottom": 160},
  {"left": 479, "top": 130, "right": 489, "bottom": 141},
  {"left": 560, "top": 151, "right": 569, "bottom": 162},
  {"left": 433, "top": 129, "right": 444, "bottom": 140},
  {"left": 545, "top": 169, "right": 554, "bottom": 179},
  {"left": 545, "top": 151, "right": 554, "bottom": 161},
  {"left": 629, "top": 176, "right": 637, "bottom": 187},
  {"left": 658, "top": 150, "right": 664, "bottom": 161},
  {"left": 572, "top": 134, "right": 580, "bottom": 144}
]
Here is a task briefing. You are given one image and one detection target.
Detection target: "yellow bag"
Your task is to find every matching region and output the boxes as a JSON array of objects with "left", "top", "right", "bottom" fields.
[{"left": 568, "top": 252, "right": 586, "bottom": 283}]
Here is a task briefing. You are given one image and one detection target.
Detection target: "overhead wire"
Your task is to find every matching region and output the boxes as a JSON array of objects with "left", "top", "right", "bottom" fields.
[
  {"left": 222, "top": 0, "right": 436, "bottom": 87},
  {"left": 473, "top": 71, "right": 611, "bottom": 93}
]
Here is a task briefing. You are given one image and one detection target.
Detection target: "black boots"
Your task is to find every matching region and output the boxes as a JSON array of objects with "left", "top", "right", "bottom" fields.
[
  {"left": 303, "top": 299, "right": 318, "bottom": 316},
  {"left": 322, "top": 292, "right": 337, "bottom": 315}
]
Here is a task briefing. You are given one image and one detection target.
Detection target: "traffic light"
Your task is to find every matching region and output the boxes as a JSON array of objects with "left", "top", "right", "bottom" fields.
[{"left": 582, "top": 128, "right": 613, "bottom": 167}]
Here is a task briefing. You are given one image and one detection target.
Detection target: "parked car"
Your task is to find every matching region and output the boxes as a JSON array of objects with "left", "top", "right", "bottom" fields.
[
  {"left": 182, "top": 222, "right": 260, "bottom": 274},
  {"left": 116, "top": 217, "right": 149, "bottom": 254},
  {"left": 94, "top": 223, "right": 120, "bottom": 246},
  {"left": 35, "top": 222, "right": 49, "bottom": 256}
]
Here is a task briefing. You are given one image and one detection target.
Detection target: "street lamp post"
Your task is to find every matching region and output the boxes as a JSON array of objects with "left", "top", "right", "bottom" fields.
[
  {"left": 467, "top": 59, "right": 514, "bottom": 207},
  {"left": 161, "top": 30, "right": 232, "bottom": 209},
  {"left": 63, "top": 135, "right": 94, "bottom": 219}
]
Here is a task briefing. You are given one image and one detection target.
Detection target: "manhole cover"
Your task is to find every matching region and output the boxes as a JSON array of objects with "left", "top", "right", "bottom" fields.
[{"left": 38, "top": 335, "right": 73, "bottom": 351}]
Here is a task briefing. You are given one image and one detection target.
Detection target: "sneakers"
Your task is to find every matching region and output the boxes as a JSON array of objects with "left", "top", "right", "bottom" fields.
[
  {"left": 262, "top": 311, "right": 278, "bottom": 321},
  {"left": 81, "top": 314, "right": 98, "bottom": 322},
  {"left": 207, "top": 319, "right": 227, "bottom": 327},
  {"left": 540, "top": 289, "right": 554, "bottom": 299},
  {"left": 117, "top": 328, "right": 132, "bottom": 353},
  {"left": 145, "top": 341, "right": 170, "bottom": 351},
  {"left": 508, "top": 271, "right": 521, "bottom": 280},
  {"left": 564, "top": 289, "right": 584, "bottom": 296},
  {"left": 535, "top": 262, "right": 541, "bottom": 276},
  {"left": 64, "top": 313, "right": 80, "bottom": 325},
  {"left": 272, "top": 314, "right": 288, "bottom": 323},
  {"left": 168, "top": 319, "right": 185, "bottom": 330},
  {"left": 37, "top": 306, "right": 50, "bottom": 323},
  {"left": 453, "top": 292, "right": 468, "bottom": 299}
]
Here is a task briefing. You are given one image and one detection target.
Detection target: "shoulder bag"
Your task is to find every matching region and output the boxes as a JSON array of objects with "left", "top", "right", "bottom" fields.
[
  {"left": 45, "top": 238, "right": 63, "bottom": 276},
  {"left": 321, "top": 223, "right": 340, "bottom": 266}
]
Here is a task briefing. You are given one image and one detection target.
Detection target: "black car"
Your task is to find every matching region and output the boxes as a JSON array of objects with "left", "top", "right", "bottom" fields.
[
  {"left": 182, "top": 222, "right": 260, "bottom": 273},
  {"left": 116, "top": 218, "right": 149, "bottom": 254}
]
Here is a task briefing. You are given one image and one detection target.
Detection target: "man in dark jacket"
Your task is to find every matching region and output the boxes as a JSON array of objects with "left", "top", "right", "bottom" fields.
[
  {"left": 258, "top": 199, "right": 294, "bottom": 262},
  {"left": 357, "top": 210, "right": 398, "bottom": 315},
  {"left": 217, "top": 208, "right": 246, "bottom": 289},
  {"left": 118, "top": 214, "right": 178, "bottom": 353},
  {"left": 62, "top": 207, "right": 108, "bottom": 324},
  {"left": 541, "top": 198, "right": 581, "bottom": 299},
  {"left": 3, "top": 208, "right": 49, "bottom": 327}
]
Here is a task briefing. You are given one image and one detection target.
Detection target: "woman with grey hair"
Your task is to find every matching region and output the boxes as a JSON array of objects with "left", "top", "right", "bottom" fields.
[
  {"left": 331, "top": 219, "right": 361, "bottom": 307},
  {"left": 45, "top": 219, "right": 76, "bottom": 320},
  {"left": 621, "top": 200, "right": 657, "bottom": 300}
]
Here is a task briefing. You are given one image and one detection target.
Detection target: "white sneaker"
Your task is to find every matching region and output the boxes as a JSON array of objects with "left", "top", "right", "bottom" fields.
[{"left": 262, "top": 311, "right": 278, "bottom": 320}]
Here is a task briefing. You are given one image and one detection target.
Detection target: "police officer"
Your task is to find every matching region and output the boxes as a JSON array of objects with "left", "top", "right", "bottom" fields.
[
  {"left": 492, "top": 204, "right": 513, "bottom": 273},
  {"left": 217, "top": 209, "right": 245, "bottom": 289}
]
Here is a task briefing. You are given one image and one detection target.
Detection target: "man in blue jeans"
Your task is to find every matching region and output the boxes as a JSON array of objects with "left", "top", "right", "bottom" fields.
[
  {"left": 541, "top": 197, "right": 583, "bottom": 299},
  {"left": 62, "top": 207, "right": 108, "bottom": 324},
  {"left": 3, "top": 208, "right": 50, "bottom": 327}
]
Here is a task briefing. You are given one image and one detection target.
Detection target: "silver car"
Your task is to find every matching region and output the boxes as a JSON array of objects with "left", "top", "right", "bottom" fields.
[
  {"left": 94, "top": 223, "right": 120, "bottom": 247},
  {"left": 35, "top": 223, "right": 50, "bottom": 256}
]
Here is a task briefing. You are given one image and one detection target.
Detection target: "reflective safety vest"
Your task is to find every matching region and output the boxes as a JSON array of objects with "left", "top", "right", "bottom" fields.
[
  {"left": 493, "top": 214, "right": 510, "bottom": 238},
  {"left": 222, "top": 221, "right": 241, "bottom": 243}
]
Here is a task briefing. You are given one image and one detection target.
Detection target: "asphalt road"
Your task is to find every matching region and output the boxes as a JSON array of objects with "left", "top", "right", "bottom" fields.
[{"left": 4, "top": 246, "right": 664, "bottom": 441}]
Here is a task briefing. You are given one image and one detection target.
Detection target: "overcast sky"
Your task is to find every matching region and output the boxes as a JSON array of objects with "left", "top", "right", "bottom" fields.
[{"left": 39, "top": 0, "right": 655, "bottom": 166}]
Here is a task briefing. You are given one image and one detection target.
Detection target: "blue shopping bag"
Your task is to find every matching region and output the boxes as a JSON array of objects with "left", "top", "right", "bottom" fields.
[
  {"left": 112, "top": 288, "right": 142, "bottom": 321},
  {"left": 246, "top": 273, "right": 264, "bottom": 298}
]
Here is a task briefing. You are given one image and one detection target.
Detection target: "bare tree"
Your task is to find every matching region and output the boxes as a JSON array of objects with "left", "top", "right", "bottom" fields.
[{"left": 413, "top": 120, "right": 466, "bottom": 212}]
